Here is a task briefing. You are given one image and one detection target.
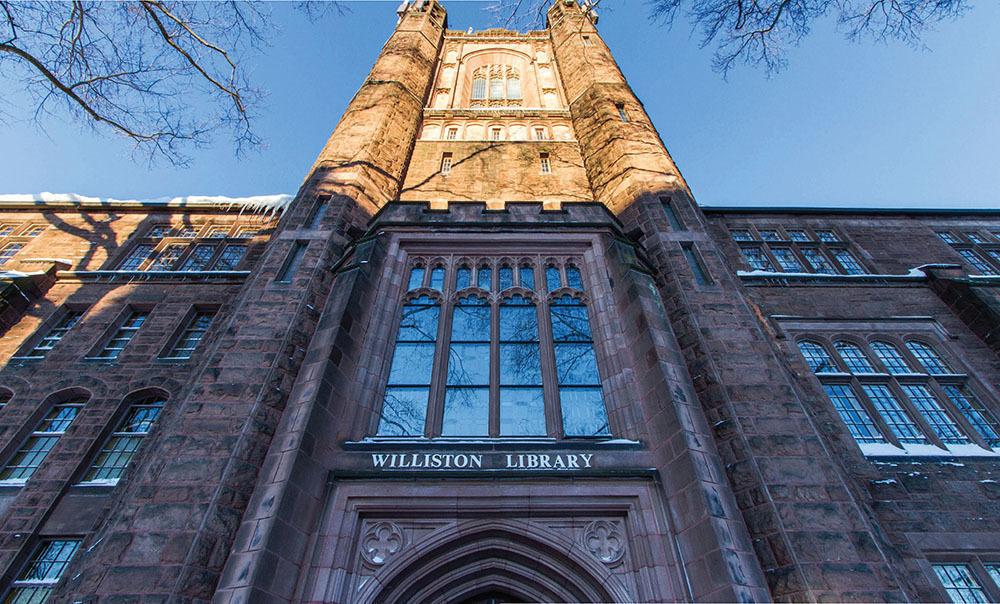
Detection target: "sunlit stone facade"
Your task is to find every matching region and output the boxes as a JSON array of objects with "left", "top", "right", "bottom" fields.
[{"left": 1, "top": 1, "right": 1000, "bottom": 602}]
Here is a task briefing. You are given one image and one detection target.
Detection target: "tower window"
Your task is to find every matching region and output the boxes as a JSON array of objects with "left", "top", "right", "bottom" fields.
[
  {"left": 615, "top": 103, "right": 628, "bottom": 121},
  {"left": 489, "top": 77, "right": 504, "bottom": 100},
  {"left": 540, "top": 153, "right": 551, "bottom": 174},
  {"left": 535, "top": 128, "right": 546, "bottom": 141},
  {"left": 583, "top": 35, "right": 592, "bottom": 46},
  {"left": 306, "top": 196, "right": 330, "bottom": 229},
  {"left": 276, "top": 242, "right": 308, "bottom": 283},
  {"left": 376, "top": 257, "right": 609, "bottom": 439},
  {"left": 681, "top": 243, "right": 712, "bottom": 285},
  {"left": 441, "top": 153, "right": 453, "bottom": 174}
]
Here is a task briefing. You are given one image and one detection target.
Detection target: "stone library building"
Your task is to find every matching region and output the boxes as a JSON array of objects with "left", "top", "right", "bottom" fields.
[{"left": 2, "top": 1, "right": 1000, "bottom": 602}]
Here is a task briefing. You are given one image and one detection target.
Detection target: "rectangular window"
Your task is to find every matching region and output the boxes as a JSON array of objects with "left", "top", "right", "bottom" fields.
[
  {"left": 176, "top": 226, "right": 199, "bottom": 238},
  {"left": 444, "top": 297, "right": 491, "bottom": 436},
  {"left": 540, "top": 153, "right": 551, "bottom": 174},
  {"left": 0, "top": 224, "right": 15, "bottom": 236},
  {"left": 180, "top": 244, "right": 217, "bottom": 271},
  {"left": 615, "top": 103, "right": 628, "bottom": 121},
  {"left": 862, "top": 384, "right": 927, "bottom": 444},
  {"left": 146, "top": 224, "right": 171, "bottom": 238},
  {"left": 730, "top": 229, "right": 753, "bottom": 241},
  {"left": 26, "top": 310, "right": 84, "bottom": 358},
  {"left": 147, "top": 244, "right": 186, "bottom": 271},
  {"left": 681, "top": 244, "right": 712, "bottom": 285},
  {"left": 306, "top": 197, "right": 330, "bottom": 229},
  {"left": 506, "top": 78, "right": 521, "bottom": 100},
  {"left": 965, "top": 232, "right": 987, "bottom": 244},
  {"left": 377, "top": 299, "right": 439, "bottom": 436},
  {"left": 206, "top": 226, "right": 229, "bottom": 238},
  {"left": 489, "top": 77, "right": 504, "bottom": 100},
  {"left": 0, "top": 404, "right": 81, "bottom": 483},
  {"left": 660, "top": 197, "right": 684, "bottom": 230},
  {"left": 0, "top": 243, "right": 24, "bottom": 265},
  {"left": 942, "top": 385, "right": 1000, "bottom": 447},
  {"left": 937, "top": 231, "right": 960, "bottom": 244},
  {"left": 552, "top": 299, "right": 610, "bottom": 437},
  {"left": 472, "top": 77, "right": 486, "bottom": 100},
  {"left": 214, "top": 245, "right": 246, "bottom": 270},
  {"left": 933, "top": 564, "right": 990, "bottom": 603},
  {"left": 500, "top": 298, "right": 544, "bottom": 436},
  {"left": 80, "top": 397, "right": 165, "bottom": 484},
  {"left": 815, "top": 229, "right": 840, "bottom": 243},
  {"left": 163, "top": 311, "right": 215, "bottom": 359},
  {"left": 23, "top": 225, "right": 46, "bottom": 237},
  {"left": 534, "top": 128, "right": 545, "bottom": 141},
  {"left": 957, "top": 249, "right": 998, "bottom": 275},
  {"left": 118, "top": 244, "right": 155, "bottom": 271},
  {"left": 95, "top": 311, "right": 148, "bottom": 360},
  {"left": 786, "top": 230, "right": 809, "bottom": 242},
  {"left": 823, "top": 384, "right": 885, "bottom": 444},
  {"left": 582, "top": 35, "right": 592, "bottom": 45},
  {"left": 771, "top": 247, "right": 804, "bottom": 272},
  {"left": 900, "top": 384, "right": 968, "bottom": 444},
  {"left": 447, "top": 128, "right": 458, "bottom": 141},
  {"left": 235, "top": 226, "right": 259, "bottom": 238},
  {"left": 441, "top": 153, "right": 453, "bottom": 175},
  {"left": 741, "top": 246, "right": 774, "bottom": 271},
  {"left": 4, "top": 540, "right": 80, "bottom": 602},
  {"left": 833, "top": 249, "right": 867, "bottom": 275},
  {"left": 758, "top": 230, "right": 781, "bottom": 241},
  {"left": 801, "top": 248, "right": 837, "bottom": 274},
  {"left": 276, "top": 242, "right": 307, "bottom": 283},
  {"left": 491, "top": 127, "right": 502, "bottom": 141}
]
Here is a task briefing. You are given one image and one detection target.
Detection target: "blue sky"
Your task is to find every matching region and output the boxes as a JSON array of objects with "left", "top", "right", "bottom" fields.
[{"left": 1, "top": 0, "right": 998, "bottom": 208}]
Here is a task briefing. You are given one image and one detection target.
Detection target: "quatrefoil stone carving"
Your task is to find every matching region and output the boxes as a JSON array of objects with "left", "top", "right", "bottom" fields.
[
  {"left": 583, "top": 520, "right": 625, "bottom": 564},
  {"left": 361, "top": 521, "right": 405, "bottom": 566}
]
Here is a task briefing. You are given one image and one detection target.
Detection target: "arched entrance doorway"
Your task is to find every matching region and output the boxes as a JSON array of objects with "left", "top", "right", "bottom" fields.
[{"left": 357, "top": 520, "right": 633, "bottom": 604}]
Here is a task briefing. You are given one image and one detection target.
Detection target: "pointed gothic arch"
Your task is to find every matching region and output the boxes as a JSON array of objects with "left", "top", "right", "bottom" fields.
[{"left": 357, "top": 519, "right": 633, "bottom": 604}]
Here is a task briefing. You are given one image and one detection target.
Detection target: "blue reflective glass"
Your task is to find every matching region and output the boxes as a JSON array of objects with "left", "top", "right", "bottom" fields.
[
  {"left": 442, "top": 388, "right": 489, "bottom": 435},
  {"left": 520, "top": 266, "right": 535, "bottom": 290},
  {"left": 545, "top": 267, "right": 561, "bottom": 291},
  {"left": 561, "top": 388, "right": 610, "bottom": 436},
  {"left": 388, "top": 343, "right": 436, "bottom": 384},
  {"left": 447, "top": 343, "right": 490, "bottom": 385},
  {"left": 478, "top": 266, "right": 492, "bottom": 290},
  {"left": 499, "top": 306, "right": 538, "bottom": 341},
  {"left": 397, "top": 305, "right": 439, "bottom": 342},
  {"left": 451, "top": 303, "right": 490, "bottom": 341},
  {"left": 499, "top": 267, "right": 513, "bottom": 290},
  {"left": 566, "top": 267, "right": 583, "bottom": 290},
  {"left": 378, "top": 387, "right": 428, "bottom": 436},
  {"left": 500, "top": 388, "right": 545, "bottom": 436},
  {"left": 554, "top": 343, "right": 600, "bottom": 385},
  {"left": 456, "top": 267, "right": 472, "bottom": 290},
  {"left": 550, "top": 305, "right": 592, "bottom": 342},
  {"left": 408, "top": 267, "right": 424, "bottom": 290},
  {"left": 500, "top": 343, "right": 542, "bottom": 385},
  {"left": 429, "top": 268, "right": 445, "bottom": 290}
]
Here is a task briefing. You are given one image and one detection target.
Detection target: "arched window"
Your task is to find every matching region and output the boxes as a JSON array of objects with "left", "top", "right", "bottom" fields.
[
  {"left": 80, "top": 394, "right": 166, "bottom": 484},
  {"left": 834, "top": 341, "right": 875, "bottom": 374},
  {"left": 870, "top": 341, "right": 911, "bottom": 374},
  {"left": 0, "top": 397, "right": 86, "bottom": 484},
  {"left": 498, "top": 264, "right": 514, "bottom": 290},
  {"left": 906, "top": 341, "right": 951, "bottom": 374},
  {"left": 797, "top": 340, "right": 836, "bottom": 373},
  {"left": 378, "top": 296, "right": 441, "bottom": 436}
]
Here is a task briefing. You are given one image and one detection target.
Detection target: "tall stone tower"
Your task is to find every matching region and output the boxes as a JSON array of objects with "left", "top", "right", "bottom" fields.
[{"left": 3, "top": 1, "right": 1000, "bottom": 603}]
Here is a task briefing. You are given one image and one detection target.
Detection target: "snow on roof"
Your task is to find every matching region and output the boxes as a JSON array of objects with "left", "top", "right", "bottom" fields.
[{"left": 0, "top": 192, "right": 294, "bottom": 218}]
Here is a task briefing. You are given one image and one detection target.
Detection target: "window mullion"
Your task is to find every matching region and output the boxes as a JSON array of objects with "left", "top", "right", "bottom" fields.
[
  {"left": 537, "top": 298, "right": 561, "bottom": 438},
  {"left": 489, "top": 297, "right": 500, "bottom": 437},
  {"left": 427, "top": 297, "right": 452, "bottom": 438}
]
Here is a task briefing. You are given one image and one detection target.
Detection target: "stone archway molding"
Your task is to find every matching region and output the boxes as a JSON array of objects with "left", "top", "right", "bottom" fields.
[{"left": 357, "top": 518, "right": 633, "bottom": 604}]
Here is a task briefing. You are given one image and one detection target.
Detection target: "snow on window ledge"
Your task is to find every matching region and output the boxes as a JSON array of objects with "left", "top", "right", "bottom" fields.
[{"left": 860, "top": 442, "right": 999, "bottom": 457}]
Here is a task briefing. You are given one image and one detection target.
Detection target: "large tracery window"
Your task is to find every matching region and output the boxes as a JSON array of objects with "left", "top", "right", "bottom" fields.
[
  {"left": 470, "top": 65, "right": 522, "bottom": 107},
  {"left": 376, "top": 256, "right": 611, "bottom": 439}
]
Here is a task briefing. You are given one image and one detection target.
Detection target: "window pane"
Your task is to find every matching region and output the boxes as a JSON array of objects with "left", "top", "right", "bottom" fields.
[
  {"left": 833, "top": 249, "right": 866, "bottom": 274},
  {"left": 545, "top": 267, "right": 561, "bottom": 291},
  {"left": 456, "top": 267, "right": 472, "bottom": 290},
  {"left": 801, "top": 248, "right": 837, "bottom": 274},
  {"left": 498, "top": 267, "right": 513, "bottom": 290},
  {"left": 900, "top": 384, "right": 968, "bottom": 444},
  {"left": 730, "top": 230, "right": 752, "bottom": 241},
  {"left": 500, "top": 388, "right": 545, "bottom": 436},
  {"left": 429, "top": 268, "right": 445, "bottom": 290},
  {"left": 787, "top": 230, "right": 809, "bottom": 242},
  {"left": 180, "top": 244, "right": 216, "bottom": 271},
  {"left": 758, "top": 230, "right": 780, "bottom": 241},
  {"left": 397, "top": 304, "right": 439, "bottom": 342},
  {"left": 741, "top": 246, "right": 774, "bottom": 271},
  {"left": 554, "top": 343, "right": 600, "bottom": 385},
  {"left": 862, "top": 384, "right": 927, "bottom": 444},
  {"left": 797, "top": 341, "right": 836, "bottom": 373},
  {"left": 489, "top": 77, "right": 503, "bottom": 100},
  {"left": 119, "top": 244, "right": 155, "bottom": 270},
  {"left": 871, "top": 341, "right": 911, "bottom": 374},
  {"left": 834, "top": 341, "right": 875, "bottom": 373},
  {"left": 561, "top": 388, "right": 610, "bottom": 436},
  {"left": 442, "top": 388, "right": 489, "bottom": 436},
  {"left": 500, "top": 343, "right": 542, "bottom": 385},
  {"left": 447, "top": 344, "right": 490, "bottom": 385},
  {"left": 823, "top": 384, "right": 885, "bottom": 444},
  {"left": 932, "top": 564, "right": 989, "bottom": 603},
  {"left": 957, "top": 248, "right": 998, "bottom": 275},
  {"left": 378, "top": 388, "right": 428, "bottom": 436},
  {"left": 506, "top": 77, "right": 521, "bottom": 99},
  {"left": 550, "top": 305, "right": 592, "bottom": 342},
  {"left": 477, "top": 266, "right": 492, "bottom": 290},
  {"left": 519, "top": 266, "right": 535, "bottom": 290},
  {"left": 472, "top": 77, "right": 486, "bottom": 100},
  {"left": 771, "top": 247, "right": 803, "bottom": 272},
  {"left": 214, "top": 245, "right": 246, "bottom": 270},
  {"left": 451, "top": 303, "right": 490, "bottom": 341},
  {"left": 148, "top": 244, "right": 185, "bottom": 271},
  {"left": 566, "top": 267, "right": 583, "bottom": 290},
  {"left": 408, "top": 267, "right": 425, "bottom": 290},
  {"left": 388, "top": 343, "right": 437, "bottom": 384},
  {"left": 499, "top": 305, "right": 538, "bottom": 341}
]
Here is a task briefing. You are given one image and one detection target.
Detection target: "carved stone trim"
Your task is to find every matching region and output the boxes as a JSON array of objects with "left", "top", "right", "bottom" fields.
[
  {"left": 361, "top": 521, "right": 405, "bottom": 565},
  {"left": 583, "top": 520, "right": 625, "bottom": 564}
]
